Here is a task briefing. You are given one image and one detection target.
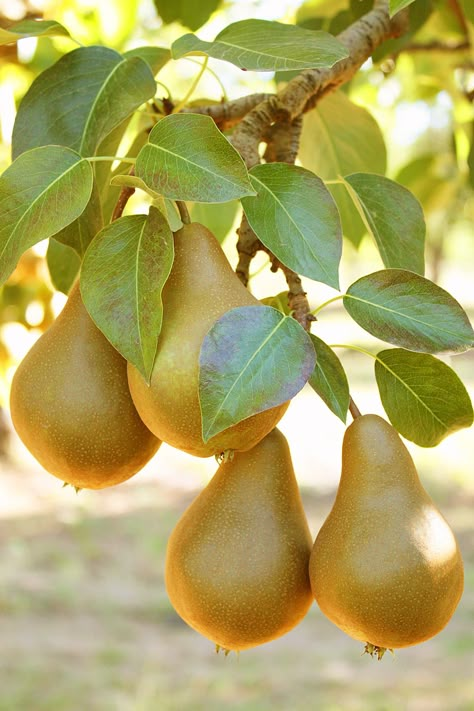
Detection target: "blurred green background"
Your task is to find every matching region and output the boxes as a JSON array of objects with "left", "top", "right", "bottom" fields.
[{"left": 1, "top": 0, "right": 473, "bottom": 709}]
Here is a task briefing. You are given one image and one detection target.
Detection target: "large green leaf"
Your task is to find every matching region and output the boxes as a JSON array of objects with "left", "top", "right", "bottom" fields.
[
  {"left": 172, "top": 19, "right": 348, "bottom": 71},
  {"left": 154, "top": 0, "right": 221, "bottom": 31},
  {"left": 299, "top": 91, "right": 386, "bottom": 246},
  {"left": 375, "top": 348, "right": 473, "bottom": 446},
  {"left": 0, "top": 19, "right": 70, "bottom": 45},
  {"left": 12, "top": 46, "right": 156, "bottom": 159},
  {"left": 309, "top": 335, "right": 350, "bottom": 422},
  {"left": 0, "top": 146, "right": 93, "bottom": 286},
  {"left": 344, "top": 270, "right": 474, "bottom": 354},
  {"left": 344, "top": 173, "right": 425, "bottom": 275},
  {"left": 241, "top": 163, "right": 342, "bottom": 288},
  {"left": 199, "top": 305, "right": 316, "bottom": 441},
  {"left": 46, "top": 240, "right": 81, "bottom": 295},
  {"left": 81, "top": 207, "right": 174, "bottom": 382},
  {"left": 135, "top": 114, "right": 255, "bottom": 202}
]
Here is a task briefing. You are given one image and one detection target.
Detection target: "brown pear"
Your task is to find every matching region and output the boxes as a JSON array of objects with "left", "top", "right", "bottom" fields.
[
  {"left": 127, "top": 222, "right": 289, "bottom": 457},
  {"left": 165, "top": 428, "right": 313, "bottom": 651},
  {"left": 10, "top": 282, "right": 161, "bottom": 489},
  {"left": 309, "top": 414, "right": 464, "bottom": 652}
]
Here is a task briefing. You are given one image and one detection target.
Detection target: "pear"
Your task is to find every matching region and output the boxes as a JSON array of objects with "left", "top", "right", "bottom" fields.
[
  {"left": 165, "top": 428, "right": 313, "bottom": 652},
  {"left": 309, "top": 414, "right": 464, "bottom": 652},
  {"left": 127, "top": 222, "right": 289, "bottom": 457},
  {"left": 10, "top": 282, "right": 161, "bottom": 489}
]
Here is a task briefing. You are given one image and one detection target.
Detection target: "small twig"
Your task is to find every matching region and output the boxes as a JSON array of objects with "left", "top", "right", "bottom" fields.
[
  {"left": 176, "top": 201, "right": 191, "bottom": 224},
  {"left": 349, "top": 397, "right": 362, "bottom": 420},
  {"left": 277, "top": 261, "right": 316, "bottom": 332},
  {"left": 398, "top": 39, "right": 470, "bottom": 53},
  {"left": 111, "top": 166, "right": 135, "bottom": 222}
]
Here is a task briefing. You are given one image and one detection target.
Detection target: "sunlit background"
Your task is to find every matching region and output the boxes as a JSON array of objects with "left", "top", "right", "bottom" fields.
[{"left": 1, "top": 1, "right": 473, "bottom": 709}]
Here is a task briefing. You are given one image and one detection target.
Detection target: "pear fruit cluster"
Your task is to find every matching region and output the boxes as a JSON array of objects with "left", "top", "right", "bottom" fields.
[{"left": 9, "top": 219, "right": 464, "bottom": 657}]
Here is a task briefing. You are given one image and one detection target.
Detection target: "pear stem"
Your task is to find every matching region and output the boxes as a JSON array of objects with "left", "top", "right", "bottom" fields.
[
  {"left": 176, "top": 201, "right": 191, "bottom": 224},
  {"left": 349, "top": 397, "right": 362, "bottom": 420}
]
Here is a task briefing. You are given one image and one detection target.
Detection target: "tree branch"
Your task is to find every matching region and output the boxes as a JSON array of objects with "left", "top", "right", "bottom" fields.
[
  {"left": 181, "top": 93, "right": 271, "bottom": 131},
  {"left": 397, "top": 39, "right": 470, "bottom": 54},
  {"left": 231, "top": 0, "right": 408, "bottom": 167}
]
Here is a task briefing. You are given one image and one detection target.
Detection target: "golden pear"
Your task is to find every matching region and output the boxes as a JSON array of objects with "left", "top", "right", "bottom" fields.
[
  {"left": 10, "top": 282, "right": 161, "bottom": 489},
  {"left": 165, "top": 428, "right": 313, "bottom": 651},
  {"left": 309, "top": 414, "right": 464, "bottom": 652},
  {"left": 127, "top": 222, "right": 289, "bottom": 457}
]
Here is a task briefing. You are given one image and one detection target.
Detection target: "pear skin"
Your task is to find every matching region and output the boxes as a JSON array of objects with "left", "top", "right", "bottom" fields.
[
  {"left": 127, "top": 222, "right": 289, "bottom": 457},
  {"left": 309, "top": 414, "right": 464, "bottom": 650},
  {"left": 10, "top": 282, "right": 161, "bottom": 489},
  {"left": 165, "top": 428, "right": 313, "bottom": 651}
]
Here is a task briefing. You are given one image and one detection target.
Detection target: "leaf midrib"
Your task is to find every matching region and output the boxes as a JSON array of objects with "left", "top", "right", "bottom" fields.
[
  {"left": 0, "top": 156, "right": 86, "bottom": 263},
  {"left": 249, "top": 173, "right": 333, "bottom": 281},
  {"left": 375, "top": 354, "right": 449, "bottom": 430},
  {"left": 203, "top": 312, "right": 286, "bottom": 438},
  {"left": 79, "top": 56, "right": 128, "bottom": 155},
  {"left": 345, "top": 292, "right": 473, "bottom": 343},
  {"left": 143, "top": 143, "right": 251, "bottom": 192}
]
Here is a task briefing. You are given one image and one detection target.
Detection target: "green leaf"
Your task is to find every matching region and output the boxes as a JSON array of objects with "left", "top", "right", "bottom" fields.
[
  {"left": 136, "top": 114, "right": 255, "bottom": 202},
  {"left": 189, "top": 201, "right": 239, "bottom": 243},
  {"left": 299, "top": 91, "right": 386, "bottom": 247},
  {"left": 395, "top": 154, "right": 459, "bottom": 214},
  {"left": 241, "top": 163, "right": 341, "bottom": 289},
  {"left": 260, "top": 291, "right": 291, "bottom": 316},
  {"left": 123, "top": 46, "right": 171, "bottom": 75},
  {"left": 309, "top": 335, "right": 350, "bottom": 422},
  {"left": 12, "top": 46, "right": 156, "bottom": 159},
  {"left": 154, "top": 0, "right": 221, "bottom": 31},
  {"left": 0, "top": 19, "right": 71, "bottom": 45},
  {"left": 53, "top": 180, "right": 103, "bottom": 257},
  {"left": 172, "top": 19, "right": 348, "bottom": 71},
  {"left": 344, "top": 173, "right": 425, "bottom": 275},
  {"left": 375, "top": 348, "right": 473, "bottom": 447},
  {"left": 0, "top": 146, "right": 93, "bottom": 286},
  {"left": 81, "top": 207, "right": 174, "bottom": 382},
  {"left": 199, "top": 305, "right": 316, "bottom": 441},
  {"left": 110, "top": 173, "right": 162, "bottom": 200},
  {"left": 46, "top": 240, "right": 80, "bottom": 295},
  {"left": 344, "top": 270, "right": 474, "bottom": 354},
  {"left": 389, "top": 0, "right": 416, "bottom": 16}
]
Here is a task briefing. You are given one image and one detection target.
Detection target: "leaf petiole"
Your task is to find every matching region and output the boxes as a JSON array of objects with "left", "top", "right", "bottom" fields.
[
  {"left": 87, "top": 156, "right": 136, "bottom": 165},
  {"left": 173, "top": 57, "right": 209, "bottom": 114},
  {"left": 311, "top": 294, "right": 345, "bottom": 316}
]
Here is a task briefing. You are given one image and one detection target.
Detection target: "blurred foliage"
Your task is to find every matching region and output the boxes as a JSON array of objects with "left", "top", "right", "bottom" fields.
[{"left": 0, "top": 0, "right": 473, "bottom": 404}]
